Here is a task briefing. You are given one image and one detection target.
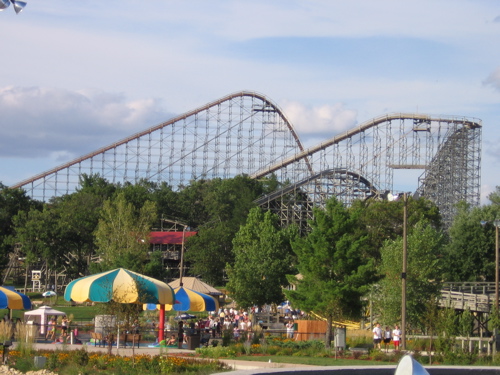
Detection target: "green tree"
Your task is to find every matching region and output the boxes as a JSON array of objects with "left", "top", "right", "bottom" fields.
[
  {"left": 487, "top": 186, "right": 500, "bottom": 206},
  {"left": 442, "top": 202, "right": 499, "bottom": 282},
  {"left": 184, "top": 176, "right": 266, "bottom": 285},
  {"left": 150, "top": 182, "right": 182, "bottom": 228},
  {"left": 49, "top": 191, "right": 103, "bottom": 279},
  {"left": 352, "top": 196, "right": 442, "bottom": 264},
  {"left": 11, "top": 207, "right": 53, "bottom": 291},
  {"left": 94, "top": 192, "right": 157, "bottom": 273},
  {"left": 226, "top": 207, "right": 296, "bottom": 308},
  {"left": 285, "top": 198, "right": 376, "bottom": 348},
  {"left": 76, "top": 174, "right": 116, "bottom": 199},
  {"left": 0, "top": 183, "right": 41, "bottom": 277},
  {"left": 377, "top": 220, "right": 444, "bottom": 329}
]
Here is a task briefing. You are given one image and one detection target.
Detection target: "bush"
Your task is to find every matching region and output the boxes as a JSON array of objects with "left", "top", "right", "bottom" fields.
[
  {"left": 196, "top": 345, "right": 237, "bottom": 358},
  {"left": 70, "top": 348, "right": 89, "bottom": 366},
  {"left": 371, "top": 351, "right": 390, "bottom": 362}
]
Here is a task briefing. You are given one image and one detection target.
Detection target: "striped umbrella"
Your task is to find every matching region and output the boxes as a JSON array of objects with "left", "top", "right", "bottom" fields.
[
  {"left": 0, "top": 286, "right": 31, "bottom": 310},
  {"left": 145, "top": 286, "right": 218, "bottom": 312},
  {"left": 64, "top": 268, "right": 175, "bottom": 305}
]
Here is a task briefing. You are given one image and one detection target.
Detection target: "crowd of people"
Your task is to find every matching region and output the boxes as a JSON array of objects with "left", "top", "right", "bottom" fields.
[
  {"left": 372, "top": 322, "right": 401, "bottom": 351},
  {"left": 175, "top": 308, "right": 254, "bottom": 344}
]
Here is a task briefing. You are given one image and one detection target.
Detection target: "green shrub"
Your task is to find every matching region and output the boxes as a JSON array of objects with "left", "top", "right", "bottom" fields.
[
  {"left": 371, "top": 351, "right": 390, "bottom": 362},
  {"left": 69, "top": 348, "right": 89, "bottom": 366},
  {"left": 267, "top": 345, "right": 280, "bottom": 355},
  {"left": 196, "top": 345, "right": 237, "bottom": 358}
]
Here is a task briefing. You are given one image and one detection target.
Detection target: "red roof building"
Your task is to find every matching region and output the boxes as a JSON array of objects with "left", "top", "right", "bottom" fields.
[
  {"left": 149, "top": 231, "right": 197, "bottom": 245},
  {"left": 149, "top": 231, "right": 197, "bottom": 277}
]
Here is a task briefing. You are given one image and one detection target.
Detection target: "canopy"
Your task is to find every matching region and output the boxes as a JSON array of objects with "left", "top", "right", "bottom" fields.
[
  {"left": 24, "top": 306, "right": 66, "bottom": 335},
  {"left": 64, "top": 268, "right": 175, "bottom": 305},
  {"left": 0, "top": 286, "right": 31, "bottom": 310},
  {"left": 144, "top": 286, "right": 218, "bottom": 312},
  {"left": 24, "top": 305, "right": 66, "bottom": 318},
  {"left": 168, "top": 277, "right": 223, "bottom": 296}
]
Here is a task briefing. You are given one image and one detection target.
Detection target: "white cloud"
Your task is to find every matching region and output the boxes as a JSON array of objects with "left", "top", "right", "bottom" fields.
[
  {"left": 0, "top": 86, "right": 170, "bottom": 159},
  {"left": 483, "top": 67, "right": 500, "bottom": 92},
  {"left": 281, "top": 101, "right": 357, "bottom": 137}
]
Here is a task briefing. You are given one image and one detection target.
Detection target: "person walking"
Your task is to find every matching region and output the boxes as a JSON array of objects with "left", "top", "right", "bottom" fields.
[
  {"left": 383, "top": 326, "right": 392, "bottom": 351},
  {"left": 393, "top": 325, "right": 401, "bottom": 350},
  {"left": 372, "top": 323, "right": 382, "bottom": 350}
]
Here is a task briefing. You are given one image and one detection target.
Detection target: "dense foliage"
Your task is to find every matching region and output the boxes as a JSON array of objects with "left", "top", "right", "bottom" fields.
[
  {"left": 0, "top": 174, "right": 273, "bottom": 287},
  {"left": 226, "top": 207, "right": 297, "bottom": 308},
  {"left": 377, "top": 220, "right": 444, "bottom": 329},
  {"left": 285, "top": 198, "right": 377, "bottom": 347},
  {"left": 3, "top": 174, "right": 500, "bottom": 338}
]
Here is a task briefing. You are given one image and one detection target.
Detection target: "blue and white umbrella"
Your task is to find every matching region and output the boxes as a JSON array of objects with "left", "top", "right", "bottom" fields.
[
  {"left": 0, "top": 286, "right": 31, "bottom": 310},
  {"left": 144, "top": 286, "right": 218, "bottom": 312}
]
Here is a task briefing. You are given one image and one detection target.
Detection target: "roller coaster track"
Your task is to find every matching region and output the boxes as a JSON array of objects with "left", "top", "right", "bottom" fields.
[
  {"left": 10, "top": 92, "right": 481, "bottom": 229},
  {"left": 254, "top": 168, "right": 377, "bottom": 206},
  {"left": 11, "top": 91, "right": 310, "bottom": 200},
  {"left": 251, "top": 112, "right": 481, "bottom": 229},
  {"left": 250, "top": 113, "right": 480, "bottom": 179}
]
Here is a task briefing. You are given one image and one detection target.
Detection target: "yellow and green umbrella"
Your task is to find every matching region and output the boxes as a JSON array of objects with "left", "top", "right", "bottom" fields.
[{"left": 64, "top": 268, "right": 175, "bottom": 305}]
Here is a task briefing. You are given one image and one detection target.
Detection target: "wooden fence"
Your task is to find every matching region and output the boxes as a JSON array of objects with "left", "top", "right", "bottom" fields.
[{"left": 408, "top": 335, "right": 496, "bottom": 355}]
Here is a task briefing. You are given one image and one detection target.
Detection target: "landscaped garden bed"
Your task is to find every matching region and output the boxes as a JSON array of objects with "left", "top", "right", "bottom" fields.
[{"left": 6, "top": 348, "right": 231, "bottom": 374}]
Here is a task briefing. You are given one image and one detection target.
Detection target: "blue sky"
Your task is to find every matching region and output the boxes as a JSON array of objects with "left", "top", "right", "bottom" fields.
[{"left": 1, "top": 1, "right": 499, "bottom": 203}]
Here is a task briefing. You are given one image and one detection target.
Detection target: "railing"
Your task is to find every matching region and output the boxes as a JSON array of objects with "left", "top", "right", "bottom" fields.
[
  {"left": 442, "top": 282, "right": 496, "bottom": 295},
  {"left": 407, "top": 335, "right": 496, "bottom": 355},
  {"left": 439, "top": 290, "right": 492, "bottom": 313}
]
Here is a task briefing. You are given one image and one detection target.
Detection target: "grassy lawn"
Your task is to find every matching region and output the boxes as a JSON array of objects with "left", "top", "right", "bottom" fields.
[
  {"left": 235, "top": 355, "right": 395, "bottom": 366},
  {"left": 2, "top": 293, "right": 182, "bottom": 323},
  {"left": 1, "top": 305, "right": 99, "bottom": 321}
]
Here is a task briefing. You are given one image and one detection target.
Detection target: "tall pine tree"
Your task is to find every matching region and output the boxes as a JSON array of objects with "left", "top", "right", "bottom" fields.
[{"left": 285, "top": 198, "right": 376, "bottom": 348}]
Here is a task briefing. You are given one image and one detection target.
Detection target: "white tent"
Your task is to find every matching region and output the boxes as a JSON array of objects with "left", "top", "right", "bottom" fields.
[
  {"left": 24, "top": 306, "right": 66, "bottom": 335},
  {"left": 168, "top": 277, "right": 223, "bottom": 296}
]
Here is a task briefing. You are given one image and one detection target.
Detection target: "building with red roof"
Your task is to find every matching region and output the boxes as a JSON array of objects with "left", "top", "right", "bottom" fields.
[{"left": 149, "top": 231, "right": 197, "bottom": 277}]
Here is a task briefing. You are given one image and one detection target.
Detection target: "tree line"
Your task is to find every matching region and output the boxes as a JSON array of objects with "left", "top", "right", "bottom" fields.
[{"left": 2, "top": 175, "right": 500, "bottom": 345}]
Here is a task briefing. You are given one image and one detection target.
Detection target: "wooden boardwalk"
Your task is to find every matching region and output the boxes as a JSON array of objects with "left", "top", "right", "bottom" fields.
[{"left": 439, "top": 282, "right": 496, "bottom": 313}]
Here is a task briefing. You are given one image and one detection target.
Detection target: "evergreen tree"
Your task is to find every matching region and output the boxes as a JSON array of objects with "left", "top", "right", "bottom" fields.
[{"left": 285, "top": 198, "right": 376, "bottom": 348}]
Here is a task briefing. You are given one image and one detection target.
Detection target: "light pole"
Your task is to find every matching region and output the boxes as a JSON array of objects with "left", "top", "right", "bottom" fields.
[
  {"left": 401, "top": 192, "right": 408, "bottom": 350},
  {"left": 388, "top": 192, "right": 408, "bottom": 350}
]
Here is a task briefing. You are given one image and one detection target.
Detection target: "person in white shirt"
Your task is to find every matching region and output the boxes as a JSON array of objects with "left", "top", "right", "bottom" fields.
[
  {"left": 286, "top": 320, "right": 295, "bottom": 339},
  {"left": 372, "top": 323, "right": 382, "bottom": 349},
  {"left": 392, "top": 325, "right": 401, "bottom": 350}
]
